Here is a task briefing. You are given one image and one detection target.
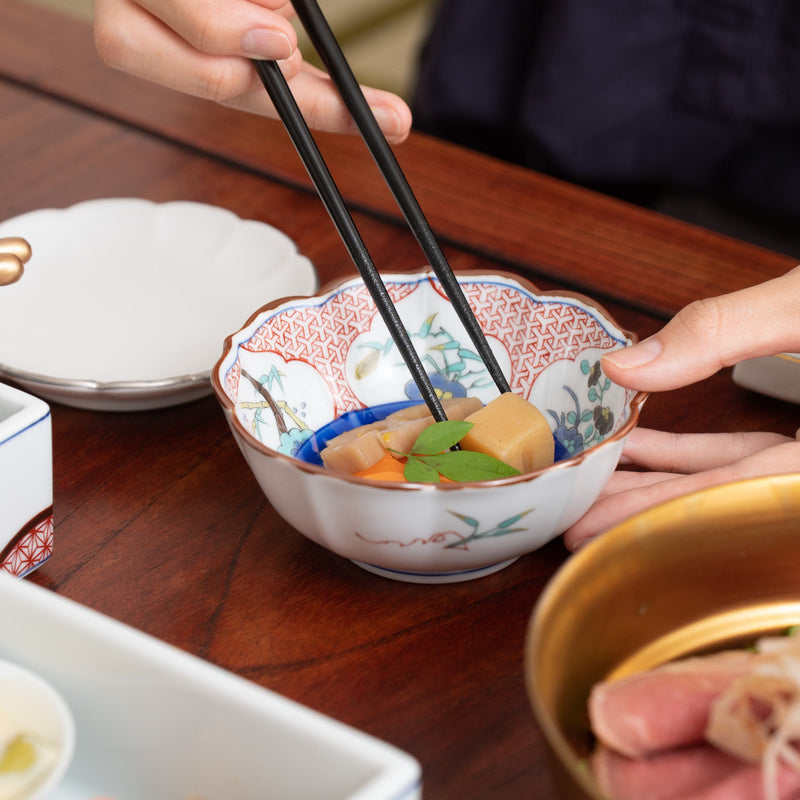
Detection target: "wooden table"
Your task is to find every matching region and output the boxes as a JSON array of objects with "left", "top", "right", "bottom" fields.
[{"left": 1, "top": 2, "right": 797, "bottom": 797}]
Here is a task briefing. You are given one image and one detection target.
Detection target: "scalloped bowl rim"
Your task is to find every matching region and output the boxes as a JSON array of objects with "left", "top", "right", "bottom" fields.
[{"left": 212, "top": 268, "right": 648, "bottom": 489}]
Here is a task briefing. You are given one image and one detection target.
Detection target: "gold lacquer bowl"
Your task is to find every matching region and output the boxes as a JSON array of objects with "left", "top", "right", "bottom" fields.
[{"left": 524, "top": 472, "right": 800, "bottom": 800}]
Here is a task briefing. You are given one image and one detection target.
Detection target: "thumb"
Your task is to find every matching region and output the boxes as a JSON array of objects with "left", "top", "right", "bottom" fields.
[{"left": 601, "top": 265, "right": 800, "bottom": 392}]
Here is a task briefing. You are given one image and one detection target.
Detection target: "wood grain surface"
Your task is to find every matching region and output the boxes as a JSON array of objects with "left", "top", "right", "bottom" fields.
[{"left": 1, "top": 3, "right": 797, "bottom": 797}]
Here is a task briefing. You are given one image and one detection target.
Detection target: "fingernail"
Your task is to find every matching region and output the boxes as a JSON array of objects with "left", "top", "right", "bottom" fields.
[
  {"left": 242, "top": 29, "right": 293, "bottom": 60},
  {"left": 603, "top": 337, "right": 663, "bottom": 370},
  {"left": 370, "top": 106, "right": 400, "bottom": 137},
  {"left": 570, "top": 536, "right": 591, "bottom": 552}
]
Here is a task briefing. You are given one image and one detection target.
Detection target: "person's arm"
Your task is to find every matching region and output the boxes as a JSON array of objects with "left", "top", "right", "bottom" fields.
[
  {"left": 564, "top": 265, "right": 800, "bottom": 550},
  {"left": 93, "top": 0, "right": 412, "bottom": 142}
]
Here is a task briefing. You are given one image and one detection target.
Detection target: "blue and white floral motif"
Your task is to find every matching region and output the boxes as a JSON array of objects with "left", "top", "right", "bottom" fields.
[
  {"left": 355, "top": 508, "right": 534, "bottom": 552},
  {"left": 549, "top": 359, "right": 616, "bottom": 456},
  {"left": 236, "top": 359, "right": 333, "bottom": 456},
  {"left": 353, "top": 312, "right": 497, "bottom": 403}
]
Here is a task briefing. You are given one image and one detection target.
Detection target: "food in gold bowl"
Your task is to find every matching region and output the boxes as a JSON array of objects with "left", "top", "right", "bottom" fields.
[{"left": 524, "top": 473, "right": 800, "bottom": 799}]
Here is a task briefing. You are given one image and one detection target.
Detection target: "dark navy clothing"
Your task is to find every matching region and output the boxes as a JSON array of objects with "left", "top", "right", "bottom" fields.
[{"left": 412, "top": 0, "right": 800, "bottom": 217}]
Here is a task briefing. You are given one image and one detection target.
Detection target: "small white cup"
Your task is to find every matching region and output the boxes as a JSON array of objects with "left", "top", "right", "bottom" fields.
[{"left": 0, "top": 659, "right": 75, "bottom": 799}]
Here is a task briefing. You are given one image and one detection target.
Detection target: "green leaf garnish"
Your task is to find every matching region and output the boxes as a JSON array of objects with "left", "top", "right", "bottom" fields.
[
  {"left": 395, "top": 419, "right": 521, "bottom": 484},
  {"left": 416, "top": 451, "right": 521, "bottom": 482},
  {"left": 411, "top": 420, "right": 473, "bottom": 454},
  {"left": 403, "top": 455, "right": 442, "bottom": 483}
]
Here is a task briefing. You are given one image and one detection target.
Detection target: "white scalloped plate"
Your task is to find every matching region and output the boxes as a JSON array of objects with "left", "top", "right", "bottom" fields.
[{"left": 0, "top": 199, "right": 318, "bottom": 411}]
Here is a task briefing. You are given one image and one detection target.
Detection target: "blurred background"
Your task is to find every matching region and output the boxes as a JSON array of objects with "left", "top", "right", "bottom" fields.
[
  {"left": 19, "top": 0, "right": 800, "bottom": 256},
  {"left": 25, "top": 0, "right": 435, "bottom": 101}
]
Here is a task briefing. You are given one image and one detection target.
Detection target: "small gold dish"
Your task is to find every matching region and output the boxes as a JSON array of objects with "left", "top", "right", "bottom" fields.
[{"left": 524, "top": 472, "right": 800, "bottom": 800}]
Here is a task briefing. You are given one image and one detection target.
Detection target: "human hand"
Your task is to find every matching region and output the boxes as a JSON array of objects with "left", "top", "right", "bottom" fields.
[
  {"left": 563, "top": 265, "right": 800, "bottom": 550},
  {"left": 93, "top": 0, "right": 412, "bottom": 143}
]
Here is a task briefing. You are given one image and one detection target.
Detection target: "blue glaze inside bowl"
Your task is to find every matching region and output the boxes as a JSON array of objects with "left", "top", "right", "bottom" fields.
[{"left": 295, "top": 400, "right": 570, "bottom": 467}]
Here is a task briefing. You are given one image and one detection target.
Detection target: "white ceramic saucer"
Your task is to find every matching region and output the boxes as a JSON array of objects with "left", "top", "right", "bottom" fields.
[
  {"left": 732, "top": 352, "right": 800, "bottom": 405},
  {"left": 0, "top": 199, "right": 318, "bottom": 411}
]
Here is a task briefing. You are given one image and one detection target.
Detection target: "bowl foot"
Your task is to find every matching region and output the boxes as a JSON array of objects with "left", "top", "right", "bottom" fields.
[{"left": 351, "top": 558, "right": 519, "bottom": 584}]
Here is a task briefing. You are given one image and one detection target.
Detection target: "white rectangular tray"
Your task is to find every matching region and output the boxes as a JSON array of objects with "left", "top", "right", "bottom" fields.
[{"left": 0, "top": 574, "right": 421, "bottom": 800}]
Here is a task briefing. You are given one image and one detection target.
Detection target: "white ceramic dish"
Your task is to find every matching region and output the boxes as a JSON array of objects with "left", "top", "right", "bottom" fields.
[
  {"left": 0, "top": 573, "right": 421, "bottom": 800},
  {"left": 732, "top": 352, "right": 800, "bottom": 404},
  {"left": 0, "top": 382, "right": 53, "bottom": 576},
  {"left": 214, "top": 269, "right": 646, "bottom": 583},
  {"left": 0, "top": 658, "right": 76, "bottom": 799},
  {"left": 0, "top": 199, "right": 318, "bottom": 411}
]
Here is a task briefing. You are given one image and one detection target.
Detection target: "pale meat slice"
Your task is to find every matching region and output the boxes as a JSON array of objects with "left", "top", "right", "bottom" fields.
[
  {"left": 591, "top": 743, "right": 745, "bottom": 800},
  {"left": 593, "top": 742, "right": 800, "bottom": 800},
  {"left": 588, "top": 650, "right": 759, "bottom": 759},
  {"left": 689, "top": 759, "right": 800, "bottom": 800}
]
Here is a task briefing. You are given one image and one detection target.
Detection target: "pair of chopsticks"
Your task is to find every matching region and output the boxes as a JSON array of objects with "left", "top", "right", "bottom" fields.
[{"left": 252, "top": 0, "right": 510, "bottom": 422}]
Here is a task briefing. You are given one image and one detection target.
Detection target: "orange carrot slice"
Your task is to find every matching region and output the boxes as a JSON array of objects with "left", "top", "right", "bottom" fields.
[
  {"left": 354, "top": 451, "right": 455, "bottom": 483},
  {"left": 354, "top": 451, "right": 407, "bottom": 481}
]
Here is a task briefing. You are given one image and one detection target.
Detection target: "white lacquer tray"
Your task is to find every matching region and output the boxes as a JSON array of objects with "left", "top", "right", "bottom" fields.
[{"left": 0, "top": 574, "right": 422, "bottom": 800}]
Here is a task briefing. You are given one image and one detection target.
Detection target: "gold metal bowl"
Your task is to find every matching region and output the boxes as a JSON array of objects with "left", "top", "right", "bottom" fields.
[{"left": 524, "top": 472, "right": 800, "bottom": 800}]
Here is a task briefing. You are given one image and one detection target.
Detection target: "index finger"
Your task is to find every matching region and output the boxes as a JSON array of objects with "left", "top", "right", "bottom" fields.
[
  {"left": 94, "top": 0, "right": 300, "bottom": 103},
  {"left": 602, "top": 265, "right": 800, "bottom": 392},
  {"left": 134, "top": 0, "right": 297, "bottom": 57}
]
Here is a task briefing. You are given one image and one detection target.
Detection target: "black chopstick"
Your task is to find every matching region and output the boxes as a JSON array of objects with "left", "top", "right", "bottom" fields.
[
  {"left": 290, "top": 0, "right": 511, "bottom": 396},
  {"left": 252, "top": 59, "right": 449, "bottom": 423}
]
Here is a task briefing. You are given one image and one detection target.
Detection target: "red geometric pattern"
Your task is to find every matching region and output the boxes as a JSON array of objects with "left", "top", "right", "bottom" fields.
[
  {"left": 222, "top": 276, "right": 620, "bottom": 408},
  {"left": 226, "top": 282, "right": 419, "bottom": 410},
  {"left": 459, "top": 282, "right": 616, "bottom": 397},
  {"left": 1, "top": 513, "right": 54, "bottom": 577}
]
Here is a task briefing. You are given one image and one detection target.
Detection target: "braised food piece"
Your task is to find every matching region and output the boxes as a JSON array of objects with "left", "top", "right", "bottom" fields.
[
  {"left": 319, "top": 422, "right": 386, "bottom": 473},
  {"left": 460, "top": 392, "right": 554, "bottom": 473},
  {"left": 385, "top": 396, "right": 483, "bottom": 422},
  {"left": 320, "top": 396, "right": 483, "bottom": 474},
  {"left": 380, "top": 396, "right": 483, "bottom": 454}
]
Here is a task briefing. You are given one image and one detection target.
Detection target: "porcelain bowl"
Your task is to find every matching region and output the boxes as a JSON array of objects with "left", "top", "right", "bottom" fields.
[
  {"left": 212, "top": 269, "right": 646, "bottom": 583},
  {"left": 524, "top": 473, "right": 800, "bottom": 800}
]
